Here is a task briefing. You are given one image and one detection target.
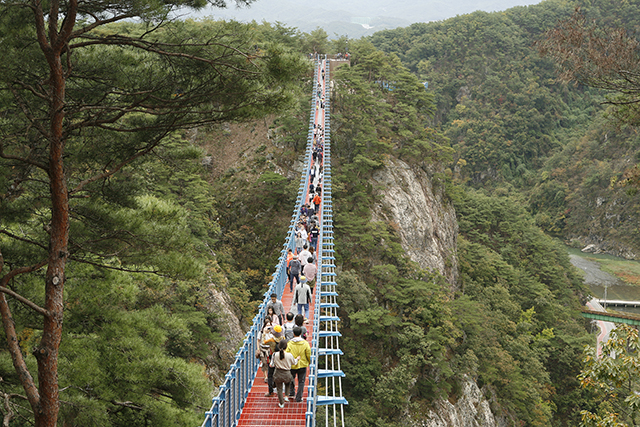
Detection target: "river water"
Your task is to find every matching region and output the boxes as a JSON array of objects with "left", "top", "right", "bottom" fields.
[{"left": 568, "top": 247, "right": 640, "bottom": 314}]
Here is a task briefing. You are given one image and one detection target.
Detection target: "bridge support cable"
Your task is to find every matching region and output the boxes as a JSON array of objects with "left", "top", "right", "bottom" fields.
[
  {"left": 202, "top": 57, "right": 344, "bottom": 427},
  {"left": 306, "top": 60, "right": 348, "bottom": 427}
]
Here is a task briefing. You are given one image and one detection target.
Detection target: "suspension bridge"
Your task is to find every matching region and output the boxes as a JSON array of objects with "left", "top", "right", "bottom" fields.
[{"left": 201, "top": 57, "right": 348, "bottom": 427}]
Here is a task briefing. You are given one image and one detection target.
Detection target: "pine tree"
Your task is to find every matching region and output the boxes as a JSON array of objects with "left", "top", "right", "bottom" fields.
[{"left": 0, "top": 2, "right": 305, "bottom": 425}]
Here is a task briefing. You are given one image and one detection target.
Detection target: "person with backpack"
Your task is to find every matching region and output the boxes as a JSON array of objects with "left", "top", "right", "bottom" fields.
[
  {"left": 303, "top": 258, "right": 317, "bottom": 288},
  {"left": 264, "top": 325, "right": 284, "bottom": 397},
  {"left": 283, "top": 312, "right": 296, "bottom": 340},
  {"left": 294, "top": 277, "right": 312, "bottom": 320},
  {"left": 309, "top": 226, "right": 319, "bottom": 250},
  {"left": 289, "top": 255, "right": 302, "bottom": 292},
  {"left": 313, "top": 192, "right": 321, "bottom": 214}
]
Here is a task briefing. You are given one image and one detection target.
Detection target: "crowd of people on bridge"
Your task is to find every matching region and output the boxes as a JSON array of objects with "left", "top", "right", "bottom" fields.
[
  {"left": 258, "top": 307, "right": 311, "bottom": 407},
  {"left": 255, "top": 60, "right": 327, "bottom": 409}
]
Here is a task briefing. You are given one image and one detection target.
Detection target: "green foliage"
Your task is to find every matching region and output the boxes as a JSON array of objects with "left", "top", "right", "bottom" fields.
[
  {"left": 210, "top": 156, "right": 298, "bottom": 300},
  {"left": 301, "top": 28, "right": 330, "bottom": 54},
  {"left": 367, "top": 0, "right": 640, "bottom": 260},
  {"left": 0, "top": 133, "right": 225, "bottom": 424},
  {"left": 0, "top": 12, "right": 309, "bottom": 424},
  {"left": 579, "top": 324, "right": 640, "bottom": 427},
  {"left": 369, "top": 1, "right": 602, "bottom": 188},
  {"left": 332, "top": 39, "right": 452, "bottom": 177},
  {"left": 331, "top": 44, "right": 463, "bottom": 425},
  {"left": 526, "top": 119, "right": 640, "bottom": 251},
  {"left": 454, "top": 188, "right": 592, "bottom": 424}
]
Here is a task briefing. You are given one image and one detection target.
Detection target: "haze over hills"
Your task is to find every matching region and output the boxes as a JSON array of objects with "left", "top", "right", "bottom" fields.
[{"left": 186, "top": 0, "right": 544, "bottom": 37}]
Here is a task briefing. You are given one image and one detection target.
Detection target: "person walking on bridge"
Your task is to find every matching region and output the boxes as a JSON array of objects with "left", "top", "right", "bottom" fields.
[
  {"left": 303, "top": 258, "right": 317, "bottom": 288},
  {"left": 263, "top": 324, "right": 284, "bottom": 398},
  {"left": 287, "top": 326, "right": 311, "bottom": 402},
  {"left": 313, "top": 193, "right": 321, "bottom": 214},
  {"left": 272, "top": 339, "right": 299, "bottom": 408},
  {"left": 267, "top": 293, "right": 285, "bottom": 326},
  {"left": 289, "top": 255, "right": 302, "bottom": 292},
  {"left": 309, "top": 225, "right": 319, "bottom": 250},
  {"left": 294, "top": 277, "right": 312, "bottom": 320},
  {"left": 299, "top": 245, "right": 311, "bottom": 270}
]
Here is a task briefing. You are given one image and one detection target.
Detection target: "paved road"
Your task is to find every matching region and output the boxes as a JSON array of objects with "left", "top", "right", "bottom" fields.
[
  {"left": 585, "top": 298, "right": 616, "bottom": 356},
  {"left": 569, "top": 255, "right": 619, "bottom": 356}
]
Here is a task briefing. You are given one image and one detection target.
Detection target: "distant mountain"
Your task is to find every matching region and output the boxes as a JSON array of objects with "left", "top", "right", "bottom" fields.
[{"left": 185, "top": 0, "right": 543, "bottom": 37}]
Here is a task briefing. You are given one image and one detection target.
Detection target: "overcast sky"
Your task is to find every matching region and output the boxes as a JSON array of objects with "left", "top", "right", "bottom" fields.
[{"left": 183, "top": 0, "right": 544, "bottom": 37}]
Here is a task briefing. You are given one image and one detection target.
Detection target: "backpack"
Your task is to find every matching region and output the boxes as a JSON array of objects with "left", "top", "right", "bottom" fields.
[
  {"left": 290, "top": 259, "right": 301, "bottom": 275},
  {"left": 284, "top": 322, "right": 295, "bottom": 340}
]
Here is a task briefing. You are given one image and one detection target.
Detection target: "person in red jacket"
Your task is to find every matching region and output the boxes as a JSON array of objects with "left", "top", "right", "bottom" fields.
[{"left": 312, "top": 193, "right": 321, "bottom": 213}]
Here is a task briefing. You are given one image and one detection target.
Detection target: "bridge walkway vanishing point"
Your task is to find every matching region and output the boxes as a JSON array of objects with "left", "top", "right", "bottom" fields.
[{"left": 202, "top": 57, "right": 347, "bottom": 427}]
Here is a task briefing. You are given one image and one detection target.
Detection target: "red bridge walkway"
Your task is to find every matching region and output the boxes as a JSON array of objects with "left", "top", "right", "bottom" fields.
[
  {"left": 237, "top": 59, "right": 327, "bottom": 427},
  {"left": 237, "top": 282, "right": 318, "bottom": 426},
  {"left": 202, "top": 56, "right": 345, "bottom": 427}
]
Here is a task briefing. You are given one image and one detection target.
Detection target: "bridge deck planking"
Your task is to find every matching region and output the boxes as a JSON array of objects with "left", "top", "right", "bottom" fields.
[
  {"left": 236, "top": 59, "right": 327, "bottom": 427},
  {"left": 236, "top": 282, "right": 319, "bottom": 427}
]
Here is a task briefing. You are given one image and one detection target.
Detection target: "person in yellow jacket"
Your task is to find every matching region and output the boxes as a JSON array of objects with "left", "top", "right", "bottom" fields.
[{"left": 286, "top": 326, "right": 311, "bottom": 402}]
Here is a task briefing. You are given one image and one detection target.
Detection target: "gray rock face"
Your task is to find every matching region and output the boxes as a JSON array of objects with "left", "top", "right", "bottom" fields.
[
  {"left": 373, "top": 159, "right": 509, "bottom": 425},
  {"left": 372, "top": 158, "right": 459, "bottom": 287},
  {"left": 581, "top": 244, "right": 598, "bottom": 253},
  {"left": 568, "top": 236, "right": 638, "bottom": 259},
  {"left": 411, "top": 378, "right": 508, "bottom": 427},
  {"left": 204, "top": 285, "right": 246, "bottom": 388}
]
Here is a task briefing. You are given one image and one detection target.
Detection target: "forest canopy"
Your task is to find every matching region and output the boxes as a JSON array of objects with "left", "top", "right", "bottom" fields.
[
  {"left": 0, "top": 2, "right": 305, "bottom": 425},
  {"left": 0, "top": 0, "right": 634, "bottom": 425}
]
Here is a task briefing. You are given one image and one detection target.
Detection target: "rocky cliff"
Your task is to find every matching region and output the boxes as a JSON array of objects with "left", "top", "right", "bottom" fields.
[
  {"left": 410, "top": 378, "right": 510, "bottom": 427},
  {"left": 566, "top": 193, "right": 639, "bottom": 260},
  {"left": 372, "top": 158, "right": 459, "bottom": 287},
  {"left": 204, "top": 285, "right": 246, "bottom": 387},
  {"left": 372, "top": 158, "right": 512, "bottom": 426}
]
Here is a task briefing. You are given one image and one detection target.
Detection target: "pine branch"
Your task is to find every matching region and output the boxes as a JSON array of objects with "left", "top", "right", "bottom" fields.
[
  {"left": 69, "top": 130, "right": 170, "bottom": 194},
  {"left": 0, "top": 230, "right": 48, "bottom": 252},
  {"left": 66, "top": 256, "right": 160, "bottom": 275},
  {"left": 0, "top": 260, "right": 50, "bottom": 317}
]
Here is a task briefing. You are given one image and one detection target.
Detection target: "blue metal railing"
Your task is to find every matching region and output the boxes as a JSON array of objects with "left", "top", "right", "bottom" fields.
[
  {"left": 201, "top": 59, "right": 327, "bottom": 427},
  {"left": 306, "top": 62, "right": 348, "bottom": 427}
]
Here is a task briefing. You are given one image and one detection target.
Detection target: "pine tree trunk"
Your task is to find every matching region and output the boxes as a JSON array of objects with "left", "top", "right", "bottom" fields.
[
  {"left": 30, "top": 1, "right": 75, "bottom": 424},
  {"left": 34, "top": 55, "right": 68, "bottom": 423}
]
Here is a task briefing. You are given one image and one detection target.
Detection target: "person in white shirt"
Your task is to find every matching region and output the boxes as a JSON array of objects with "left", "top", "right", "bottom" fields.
[
  {"left": 298, "top": 245, "right": 311, "bottom": 268},
  {"left": 293, "top": 277, "right": 312, "bottom": 320},
  {"left": 272, "top": 340, "right": 299, "bottom": 408}
]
